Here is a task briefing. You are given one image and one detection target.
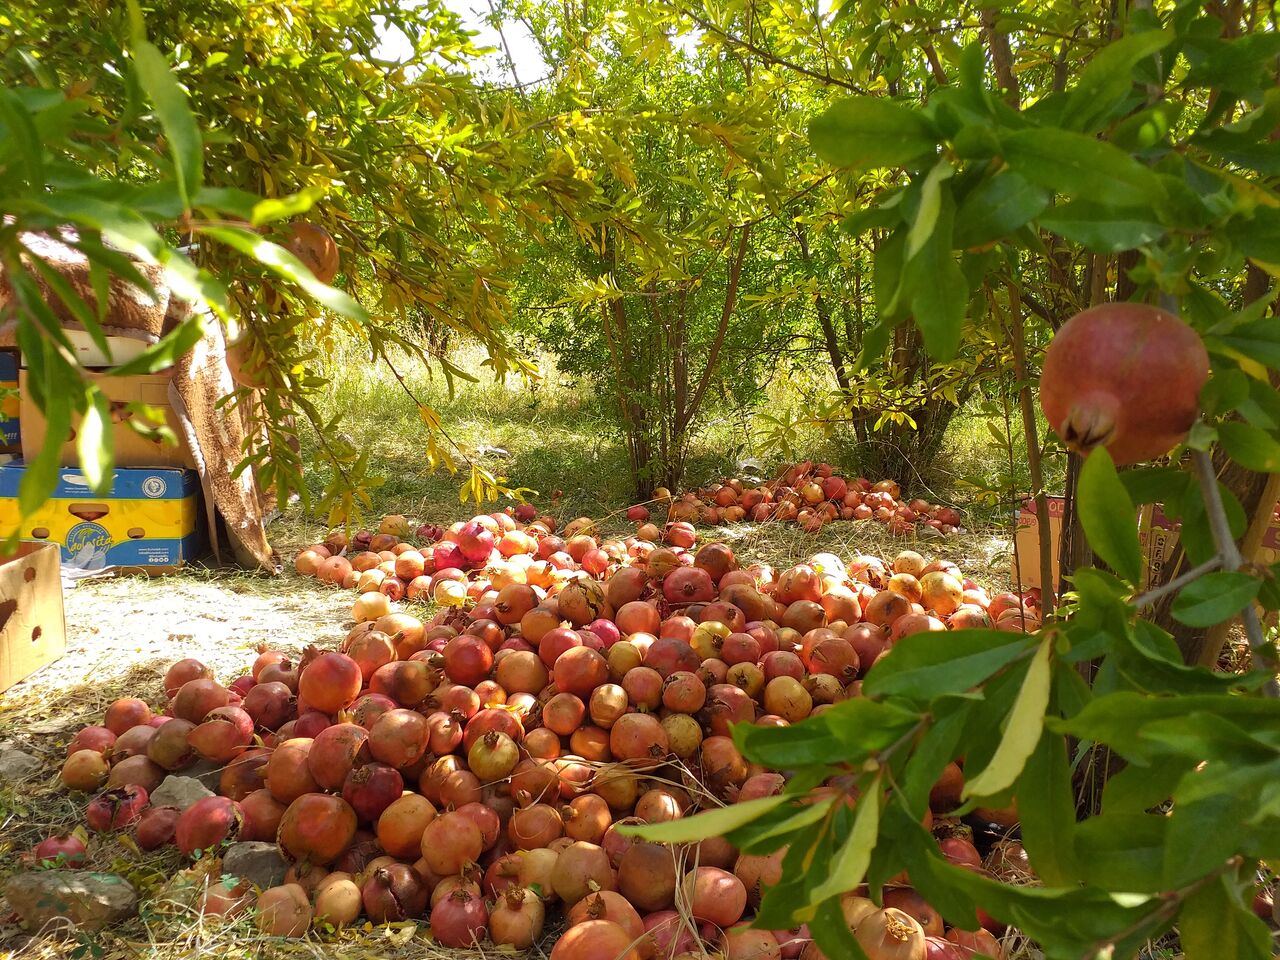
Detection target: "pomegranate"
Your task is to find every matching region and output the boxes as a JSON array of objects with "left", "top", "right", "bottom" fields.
[
  {"left": 187, "top": 705, "right": 255, "bottom": 763},
  {"left": 240, "top": 789, "right": 287, "bottom": 842},
  {"left": 104, "top": 698, "right": 152, "bottom": 735},
  {"left": 314, "top": 874, "right": 363, "bottom": 927},
  {"left": 431, "top": 888, "right": 490, "bottom": 947},
  {"left": 855, "top": 907, "right": 927, "bottom": 960},
  {"left": 468, "top": 730, "right": 520, "bottom": 782},
  {"left": 618, "top": 840, "right": 679, "bottom": 911},
  {"left": 342, "top": 762, "right": 403, "bottom": 823},
  {"left": 34, "top": 834, "right": 88, "bottom": 867},
  {"left": 421, "top": 810, "right": 484, "bottom": 875},
  {"left": 362, "top": 863, "right": 428, "bottom": 922},
  {"left": 491, "top": 886, "right": 546, "bottom": 949},
  {"left": 67, "top": 725, "right": 116, "bottom": 756},
  {"left": 376, "top": 793, "right": 437, "bottom": 859},
  {"left": 164, "top": 658, "right": 212, "bottom": 697},
  {"left": 682, "top": 866, "right": 747, "bottom": 926},
  {"left": 175, "top": 796, "right": 242, "bottom": 856},
  {"left": 278, "top": 794, "right": 357, "bottom": 864},
  {"left": 551, "top": 840, "right": 617, "bottom": 906},
  {"left": 86, "top": 785, "right": 149, "bottom": 831},
  {"left": 298, "top": 652, "right": 362, "bottom": 714},
  {"left": 62, "top": 750, "right": 110, "bottom": 791},
  {"left": 243, "top": 681, "right": 295, "bottom": 730},
  {"left": 368, "top": 708, "right": 429, "bottom": 768},
  {"left": 1040, "top": 303, "right": 1208, "bottom": 464},
  {"left": 256, "top": 883, "right": 312, "bottom": 937}
]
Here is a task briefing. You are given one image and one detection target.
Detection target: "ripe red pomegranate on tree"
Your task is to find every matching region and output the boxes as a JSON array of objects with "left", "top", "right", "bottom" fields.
[{"left": 1040, "top": 303, "right": 1209, "bottom": 465}]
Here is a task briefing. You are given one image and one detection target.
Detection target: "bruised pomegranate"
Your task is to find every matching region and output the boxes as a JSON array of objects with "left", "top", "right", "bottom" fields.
[
  {"left": 135, "top": 806, "right": 181, "bottom": 850},
  {"left": 342, "top": 762, "right": 403, "bottom": 823},
  {"left": 86, "top": 785, "right": 149, "bottom": 831},
  {"left": 1040, "top": 303, "right": 1208, "bottom": 465},
  {"left": 307, "top": 722, "right": 370, "bottom": 790},
  {"left": 362, "top": 862, "right": 428, "bottom": 922}
]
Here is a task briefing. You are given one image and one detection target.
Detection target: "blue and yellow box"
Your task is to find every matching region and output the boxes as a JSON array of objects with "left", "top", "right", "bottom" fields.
[
  {"left": 0, "top": 462, "right": 201, "bottom": 571},
  {"left": 0, "top": 350, "right": 20, "bottom": 454}
]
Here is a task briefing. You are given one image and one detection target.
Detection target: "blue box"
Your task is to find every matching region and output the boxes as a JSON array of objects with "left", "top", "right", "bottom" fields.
[{"left": 0, "top": 462, "right": 202, "bottom": 571}]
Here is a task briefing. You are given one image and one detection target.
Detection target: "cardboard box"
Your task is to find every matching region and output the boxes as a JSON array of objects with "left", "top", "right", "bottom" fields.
[
  {"left": 1015, "top": 495, "right": 1279, "bottom": 590},
  {"left": 1011, "top": 496, "right": 1066, "bottom": 590},
  {"left": 0, "top": 463, "right": 201, "bottom": 572},
  {"left": 1138, "top": 504, "right": 1181, "bottom": 590},
  {"left": 0, "top": 350, "right": 20, "bottom": 455},
  {"left": 19, "top": 369, "right": 194, "bottom": 469},
  {"left": 0, "top": 541, "right": 67, "bottom": 692}
]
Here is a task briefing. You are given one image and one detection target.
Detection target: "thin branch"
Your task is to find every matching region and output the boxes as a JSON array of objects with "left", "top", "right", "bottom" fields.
[
  {"left": 1193, "top": 448, "right": 1280, "bottom": 695},
  {"left": 669, "top": 3, "right": 867, "bottom": 93},
  {"left": 1130, "top": 555, "right": 1224, "bottom": 610},
  {"left": 680, "top": 227, "right": 751, "bottom": 427}
]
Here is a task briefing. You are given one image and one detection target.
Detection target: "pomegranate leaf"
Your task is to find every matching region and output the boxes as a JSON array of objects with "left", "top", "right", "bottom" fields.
[
  {"left": 863, "top": 628, "right": 1034, "bottom": 699},
  {"left": 807, "top": 776, "right": 880, "bottom": 904},
  {"left": 617, "top": 793, "right": 788, "bottom": 844},
  {"left": 1078, "top": 449, "right": 1142, "bottom": 584},
  {"left": 962, "top": 636, "right": 1053, "bottom": 800},
  {"left": 1017, "top": 731, "right": 1080, "bottom": 886},
  {"left": 1171, "top": 571, "right": 1260, "bottom": 627},
  {"left": 808, "top": 97, "right": 938, "bottom": 172},
  {"left": 1179, "top": 874, "right": 1274, "bottom": 960}
]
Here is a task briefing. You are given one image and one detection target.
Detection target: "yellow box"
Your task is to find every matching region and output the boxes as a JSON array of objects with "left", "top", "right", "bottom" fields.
[{"left": 0, "top": 464, "right": 200, "bottom": 572}]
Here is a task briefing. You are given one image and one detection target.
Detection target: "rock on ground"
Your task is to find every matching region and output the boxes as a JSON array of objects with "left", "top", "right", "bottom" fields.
[
  {"left": 221, "top": 842, "right": 288, "bottom": 890},
  {"left": 0, "top": 748, "right": 42, "bottom": 780},
  {"left": 149, "top": 775, "right": 213, "bottom": 811},
  {"left": 3, "top": 871, "right": 137, "bottom": 932}
]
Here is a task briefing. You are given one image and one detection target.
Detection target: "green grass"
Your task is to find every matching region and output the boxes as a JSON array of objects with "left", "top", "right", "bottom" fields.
[{"left": 295, "top": 343, "right": 1044, "bottom": 538}]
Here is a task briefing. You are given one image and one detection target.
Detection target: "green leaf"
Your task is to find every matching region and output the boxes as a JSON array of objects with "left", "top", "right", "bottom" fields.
[
  {"left": 1062, "top": 30, "right": 1172, "bottom": 133},
  {"left": 1073, "top": 813, "right": 1168, "bottom": 892},
  {"left": 1180, "top": 875, "right": 1274, "bottom": 960},
  {"left": 962, "top": 637, "right": 1053, "bottom": 800},
  {"left": 863, "top": 629, "right": 1033, "bottom": 699},
  {"left": 1039, "top": 201, "right": 1164, "bottom": 252},
  {"left": 1171, "top": 572, "right": 1261, "bottom": 627},
  {"left": 905, "top": 161, "right": 954, "bottom": 260},
  {"left": 618, "top": 794, "right": 789, "bottom": 843},
  {"left": 732, "top": 715, "right": 850, "bottom": 767},
  {"left": 872, "top": 229, "right": 907, "bottom": 322},
  {"left": 1018, "top": 732, "right": 1079, "bottom": 885},
  {"left": 1078, "top": 449, "right": 1142, "bottom": 584},
  {"left": 905, "top": 189, "right": 967, "bottom": 361},
  {"left": 1217, "top": 421, "right": 1280, "bottom": 472},
  {"left": 809, "top": 781, "right": 880, "bottom": 903},
  {"left": 19, "top": 375, "right": 73, "bottom": 517},
  {"left": 250, "top": 186, "right": 326, "bottom": 227},
  {"left": 952, "top": 172, "right": 1049, "bottom": 249},
  {"left": 1000, "top": 128, "right": 1166, "bottom": 207},
  {"left": 1111, "top": 101, "right": 1183, "bottom": 152},
  {"left": 76, "top": 388, "right": 113, "bottom": 495},
  {"left": 0, "top": 89, "right": 45, "bottom": 189},
  {"left": 1227, "top": 205, "right": 1280, "bottom": 265},
  {"left": 198, "top": 226, "right": 369, "bottom": 322},
  {"left": 810, "top": 97, "right": 938, "bottom": 171},
  {"left": 129, "top": 33, "right": 203, "bottom": 206}
]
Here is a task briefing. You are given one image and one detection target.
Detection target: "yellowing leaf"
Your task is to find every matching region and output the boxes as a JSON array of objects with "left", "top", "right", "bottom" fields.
[
  {"left": 808, "top": 776, "right": 881, "bottom": 903},
  {"left": 962, "top": 636, "right": 1053, "bottom": 800}
]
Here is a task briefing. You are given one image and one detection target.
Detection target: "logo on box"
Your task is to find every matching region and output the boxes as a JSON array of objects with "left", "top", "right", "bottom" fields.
[{"left": 142, "top": 476, "right": 167, "bottom": 499}]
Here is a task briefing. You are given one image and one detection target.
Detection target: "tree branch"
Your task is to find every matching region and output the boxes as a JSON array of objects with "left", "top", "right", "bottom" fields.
[{"left": 681, "top": 227, "right": 751, "bottom": 428}]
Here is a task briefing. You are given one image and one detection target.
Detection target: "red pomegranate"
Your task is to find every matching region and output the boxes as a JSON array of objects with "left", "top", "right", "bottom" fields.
[{"left": 1040, "top": 303, "right": 1208, "bottom": 465}]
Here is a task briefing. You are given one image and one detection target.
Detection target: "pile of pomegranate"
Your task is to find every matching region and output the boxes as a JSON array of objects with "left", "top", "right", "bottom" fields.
[
  {"left": 48, "top": 510, "right": 1036, "bottom": 958},
  {"left": 640, "top": 463, "right": 963, "bottom": 536}
]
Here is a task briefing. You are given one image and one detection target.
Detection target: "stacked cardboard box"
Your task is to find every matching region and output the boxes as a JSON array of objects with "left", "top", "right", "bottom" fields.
[{"left": 0, "top": 352, "right": 202, "bottom": 572}]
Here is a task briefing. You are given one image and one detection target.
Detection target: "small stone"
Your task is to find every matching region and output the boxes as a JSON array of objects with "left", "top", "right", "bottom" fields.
[
  {"left": 4, "top": 871, "right": 138, "bottom": 932},
  {"left": 149, "top": 776, "right": 213, "bottom": 811},
  {"left": 184, "top": 759, "right": 224, "bottom": 791},
  {"left": 0, "top": 748, "right": 43, "bottom": 780},
  {"left": 221, "top": 842, "right": 288, "bottom": 890}
]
